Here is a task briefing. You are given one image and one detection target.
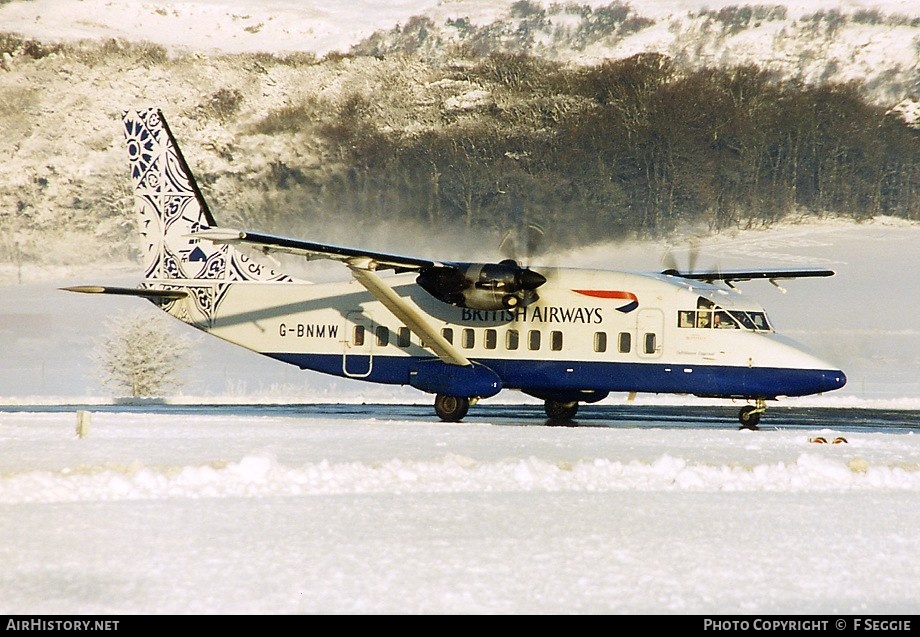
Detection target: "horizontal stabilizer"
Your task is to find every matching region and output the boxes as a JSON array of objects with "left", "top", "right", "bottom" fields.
[{"left": 60, "top": 286, "right": 188, "bottom": 300}]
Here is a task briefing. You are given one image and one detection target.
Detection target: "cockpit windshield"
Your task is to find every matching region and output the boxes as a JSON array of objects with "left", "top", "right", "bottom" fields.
[{"left": 677, "top": 298, "right": 772, "bottom": 332}]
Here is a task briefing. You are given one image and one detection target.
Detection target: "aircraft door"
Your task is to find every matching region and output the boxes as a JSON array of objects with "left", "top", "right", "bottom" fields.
[
  {"left": 343, "top": 311, "right": 373, "bottom": 377},
  {"left": 637, "top": 308, "right": 664, "bottom": 359}
]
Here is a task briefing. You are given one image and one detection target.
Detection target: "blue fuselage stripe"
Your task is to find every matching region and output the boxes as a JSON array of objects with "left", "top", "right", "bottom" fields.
[{"left": 267, "top": 353, "right": 846, "bottom": 399}]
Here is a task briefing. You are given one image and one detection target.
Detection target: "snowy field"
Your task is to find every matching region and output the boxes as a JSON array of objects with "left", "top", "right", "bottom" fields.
[{"left": 2, "top": 405, "right": 920, "bottom": 615}]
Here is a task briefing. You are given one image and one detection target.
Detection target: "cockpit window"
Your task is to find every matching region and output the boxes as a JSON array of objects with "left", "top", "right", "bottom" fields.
[
  {"left": 748, "top": 312, "right": 771, "bottom": 331},
  {"left": 678, "top": 306, "right": 772, "bottom": 331},
  {"left": 713, "top": 310, "right": 738, "bottom": 329},
  {"left": 729, "top": 310, "right": 756, "bottom": 330},
  {"left": 697, "top": 297, "right": 714, "bottom": 310}
]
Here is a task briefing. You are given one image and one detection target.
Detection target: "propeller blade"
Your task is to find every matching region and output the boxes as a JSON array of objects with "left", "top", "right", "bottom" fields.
[
  {"left": 661, "top": 247, "right": 680, "bottom": 274},
  {"left": 498, "top": 230, "right": 518, "bottom": 263},
  {"left": 687, "top": 237, "right": 700, "bottom": 273},
  {"left": 661, "top": 237, "right": 704, "bottom": 277},
  {"left": 524, "top": 223, "right": 545, "bottom": 263}
]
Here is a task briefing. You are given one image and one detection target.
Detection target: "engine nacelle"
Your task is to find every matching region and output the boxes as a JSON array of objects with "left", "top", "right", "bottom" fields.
[{"left": 416, "top": 261, "right": 546, "bottom": 311}]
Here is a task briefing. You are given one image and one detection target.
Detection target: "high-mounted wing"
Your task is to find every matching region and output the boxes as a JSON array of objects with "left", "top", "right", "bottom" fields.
[
  {"left": 662, "top": 268, "right": 835, "bottom": 287},
  {"left": 193, "top": 228, "right": 444, "bottom": 273},
  {"left": 195, "top": 228, "right": 474, "bottom": 368},
  {"left": 194, "top": 228, "right": 547, "bottom": 311}
]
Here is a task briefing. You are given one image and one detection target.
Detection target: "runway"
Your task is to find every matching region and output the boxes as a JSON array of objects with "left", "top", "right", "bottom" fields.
[{"left": 3, "top": 402, "right": 919, "bottom": 433}]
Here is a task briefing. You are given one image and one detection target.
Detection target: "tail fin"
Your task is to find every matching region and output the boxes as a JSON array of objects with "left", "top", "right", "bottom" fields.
[{"left": 122, "top": 108, "right": 292, "bottom": 286}]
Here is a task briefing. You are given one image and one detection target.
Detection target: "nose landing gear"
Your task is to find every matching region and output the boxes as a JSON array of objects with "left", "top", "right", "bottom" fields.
[{"left": 739, "top": 399, "right": 768, "bottom": 430}]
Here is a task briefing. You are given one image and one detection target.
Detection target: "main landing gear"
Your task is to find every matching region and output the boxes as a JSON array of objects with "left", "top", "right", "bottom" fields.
[
  {"left": 739, "top": 399, "right": 768, "bottom": 430},
  {"left": 433, "top": 395, "right": 581, "bottom": 423},
  {"left": 544, "top": 399, "right": 579, "bottom": 422},
  {"left": 434, "top": 394, "right": 471, "bottom": 422}
]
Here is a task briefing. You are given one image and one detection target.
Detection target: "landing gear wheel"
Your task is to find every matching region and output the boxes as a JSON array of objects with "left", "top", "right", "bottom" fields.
[
  {"left": 545, "top": 400, "right": 579, "bottom": 421},
  {"left": 738, "top": 405, "right": 761, "bottom": 430},
  {"left": 434, "top": 394, "right": 470, "bottom": 422}
]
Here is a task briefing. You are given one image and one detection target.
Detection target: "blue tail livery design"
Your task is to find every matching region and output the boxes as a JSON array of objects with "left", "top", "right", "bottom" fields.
[{"left": 64, "top": 109, "right": 846, "bottom": 428}]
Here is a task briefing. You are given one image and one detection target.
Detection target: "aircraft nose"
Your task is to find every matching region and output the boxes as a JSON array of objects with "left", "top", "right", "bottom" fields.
[
  {"left": 788, "top": 368, "right": 847, "bottom": 397},
  {"left": 809, "top": 368, "right": 846, "bottom": 395},
  {"left": 825, "top": 369, "right": 847, "bottom": 392}
]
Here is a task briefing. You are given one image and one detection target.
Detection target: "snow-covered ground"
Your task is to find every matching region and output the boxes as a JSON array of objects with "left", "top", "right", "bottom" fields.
[
  {"left": 3, "top": 215, "right": 918, "bottom": 615},
  {"left": 2, "top": 408, "right": 919, "bottom": 614}
]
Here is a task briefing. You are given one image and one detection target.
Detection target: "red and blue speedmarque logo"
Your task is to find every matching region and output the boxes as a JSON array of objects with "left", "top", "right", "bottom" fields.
[{"left": 573, "top": 290, "right": 639, "bottom": 313}]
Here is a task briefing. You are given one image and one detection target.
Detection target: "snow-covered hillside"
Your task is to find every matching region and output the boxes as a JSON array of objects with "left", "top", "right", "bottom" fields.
[
  {"left": 0, "top": 0, "right": 916, "bottom": 265},
  {"left": 1, "top": 0, "right": 917, "bottom": 107}
]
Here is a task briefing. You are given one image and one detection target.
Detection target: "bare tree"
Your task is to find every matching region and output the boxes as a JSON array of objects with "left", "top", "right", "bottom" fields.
[{"left": 94, "top": 309, "right": 199, "bottom": 398}]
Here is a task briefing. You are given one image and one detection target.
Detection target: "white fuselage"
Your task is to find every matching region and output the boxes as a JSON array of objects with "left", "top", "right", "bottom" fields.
[{"left": 171, "top": 267, "right": 845, "bottom": 401}]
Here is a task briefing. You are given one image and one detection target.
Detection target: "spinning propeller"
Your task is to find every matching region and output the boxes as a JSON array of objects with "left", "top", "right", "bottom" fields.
[
  {"left": 660, "top": 237, "right": 712, "bottom": 278},
  {"left": 416, "top": 222, "right": 548, "bottom": 311},
  {"left": 659, "top": 237, "right": 835, "bottom": 288}
]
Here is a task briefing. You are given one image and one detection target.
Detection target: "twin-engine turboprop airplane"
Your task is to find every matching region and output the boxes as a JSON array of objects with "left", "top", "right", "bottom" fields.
[{"left": 65, "top": 108, "right": 847, "bottom": 428}]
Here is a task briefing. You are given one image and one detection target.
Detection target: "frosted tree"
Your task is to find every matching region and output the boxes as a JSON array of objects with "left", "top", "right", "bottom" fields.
[{"left": 94, "top": 309, "right": 199, "bottom": 398}]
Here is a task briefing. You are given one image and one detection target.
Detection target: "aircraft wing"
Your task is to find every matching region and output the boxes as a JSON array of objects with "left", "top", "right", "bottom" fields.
[
  {"left": 664, "top": 269, "right": 835, "bottom": 285},
  {"left": 193, "top": 228, "right": 446, "bottom": 273},
  {"left": 196, "top": 228, "right": 471, "bottom": 367}
]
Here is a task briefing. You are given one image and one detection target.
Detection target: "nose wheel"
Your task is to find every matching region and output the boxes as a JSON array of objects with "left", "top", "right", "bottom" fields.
[{"left": 739, "top": 399, "right": 767, "bottom": 430}]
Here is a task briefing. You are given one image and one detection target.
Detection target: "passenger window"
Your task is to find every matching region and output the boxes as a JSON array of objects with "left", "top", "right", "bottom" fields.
[
  {"left": 696, "top": 310, "right": 712, "bottom": 329},
  {"left": 506, "top": 329, "right": 519, "bottom": 350},
  {"left": 528, "top": 330, "right": 541, "bottom": 351},
  {"left": 594, "top": 332, "right": 607, "bottom": 353},
  {"left": 375, "top": 325, "right": 389, "bottom": 347},
  {"left": 618, "top": 332, "right": 631, "bottom": 353},
  {"left": 397, "top": 327, "right": 411, "bottom": 348},
  {"left": 644, "top": 332, "right": 657, "bottom": 354},
  {"left": 550, "top": 330, "right": 563, "bottom": 351},
  {"left": 441, "top": 327, "right": 453, "bottom": 344},
  {"left": 678, "top": 311, "right": 695, "bottom": 328},
  {"left": 353, "top": 325, "right": 365, "bottom": 346},
  {"left": 484, "top": 329, "right": 497, "bottom": 350},
  {"left": 462, "top": 328, "right": 475, "bottom": 349}
]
